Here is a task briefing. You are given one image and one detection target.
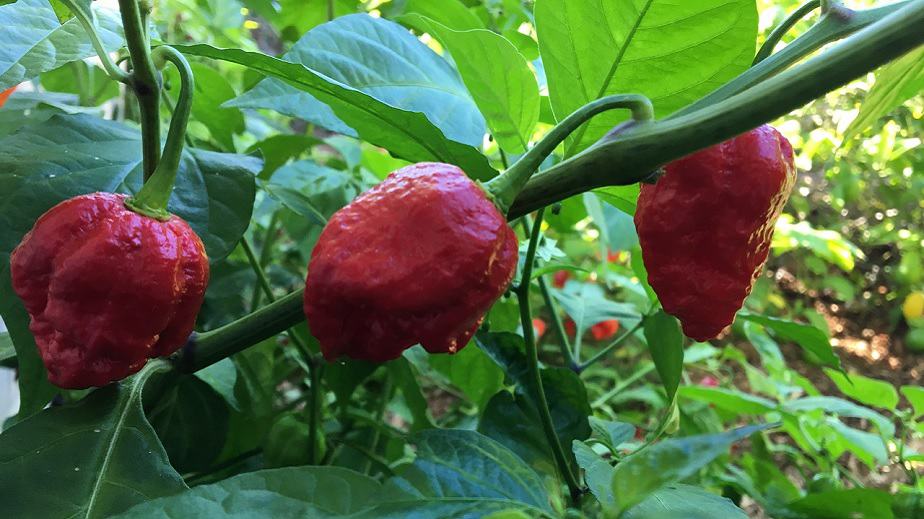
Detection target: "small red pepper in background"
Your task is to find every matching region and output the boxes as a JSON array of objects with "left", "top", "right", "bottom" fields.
[
  {"left": 10, "top": 193, "right": 209, "bottom": 388},
  {"left": 304, "top": 163, "right": 518, "bottom": 362},
  {"left": 552, "top": 270, "right": 570, "bottom": 288},
  {"left": 634, "top": 125, "right": 795, "bottom": 341},
  {"left": 532, "top": 318, "right": 547, "bottom": 339},
  {"left": 590, "top": 319, "right": 620, "bottom": 341},
  {"left": 607, "top": 249, "right": 625, "bottom": 263},
  {"left": 0, "top": 86, "right": 16, "bottom": 108},
  {"left": 563, "top": 318, "right": 576, "bottom": 337},
  {"left": 699, "top": 375, "right": 719, "bottom": 388}
]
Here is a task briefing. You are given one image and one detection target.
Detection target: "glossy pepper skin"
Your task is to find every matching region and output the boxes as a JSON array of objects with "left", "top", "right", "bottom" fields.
[
  {"left": 10, "top": 193, "right": 209, "bottom": 388},
  {"left": 304, "top": 162, "right": 518, "bottom": 362},
  {"left": 634, "top": 125, "right": 795, "bottom": 341}
]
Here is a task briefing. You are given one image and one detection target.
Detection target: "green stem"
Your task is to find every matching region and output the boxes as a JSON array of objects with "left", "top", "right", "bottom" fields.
[
  {"left": 126, "top": 46, "right": 192, "bottom": 219},
  {"left": 519, "top": 217, "right": 575, "bottom": 368},
  {"left": 180, "top": 289, "right": 305, "bottom": 372},
  {"left": 677, "top": 1, "right": 904, "bottom": 117},
  {"left": 516, "top": 208, "right": 583, "bottom": 503},
  {"left": 118, "top": 0, "right": 162, "bottom": 181},
  {"left": 59, "top": 0, "right": 128, "bottom": 82},
  {"left": 308, "top": 361, "right": 325, "bottom": 465},
  {"left": 753, "top": 1, "right": 821, "bottom": 65},
  {"left": 509, "top": 2, "right": 924, "bottom": 216},
  {"left": 485, "top": 94, "right": 654, "bottom": 213},
  {"left": 251, "top": 213, "right": 280, "bottom": 310},
  {"left": 577, "top": 319, "right": 644, "bottom": 373}
]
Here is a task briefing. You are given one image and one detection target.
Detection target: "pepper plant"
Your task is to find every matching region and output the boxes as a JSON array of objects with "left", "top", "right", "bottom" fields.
[{"left": 0, "top": 0, "right": 922, "bottom": 517}]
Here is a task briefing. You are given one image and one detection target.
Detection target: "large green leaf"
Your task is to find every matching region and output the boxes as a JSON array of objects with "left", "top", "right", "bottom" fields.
[
  {"left": 165, "top": 63, "right": 244, "bottom": 151},
  {"left": 428, "top": 341, "right": 504, "bottom": 409},
  {"left": 611, "top": 424, "right": 771, "bottom": 515},
  {"left": 824, "top": 368, "right": 899, "bottom": 410},
  {"left": 263, "top": 159, "right": 357, "bottom": 226},
  {"left": 207, "top": 14, "right": 495, "bottom": 178},
  {"left": 148, "top": 374, "right": 231, "bottom": 473},
  {"left": 115, "top": 466, "right": 382, "bottom": 518},
  {"left": 623, "top": 484, "right": 748, "bottom": 519},
  {"left": 0, "top": 362, "right": 186, "bottom": 519},
  {"left": 387, "top": 0, "right": 484, "bottom": 31},
  {"left": 383, "top": 429, "right": 554, "bottom": 517},
  {"left": 535, "top": 0, "right": 756, "bottom": 155},
  {"left": 0, "top": 0, "right": 123, "bottom": 90},
  {"left": 403, "top": 15, "right": 539, "bottom": 153},
  {"left": 678, "top": 386, "right": 777, "bottom": 415},
  {"left": 787, "top": 488, "right": 894, "bottom": 519},
  {"left": 781, "top": 396, "right": 895, "bottom": 437},
  {"left": 0, "top": 114, "right": 258, "bottom": 418}
]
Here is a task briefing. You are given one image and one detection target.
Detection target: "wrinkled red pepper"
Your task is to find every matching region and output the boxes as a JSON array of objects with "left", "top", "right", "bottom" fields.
[
  {"left": 634, "top": 125, "right": 795, "bottom": 341},
  {"left": 11, "top": 193, "right": 209, "bottom": 388},
  {"left": 304, "top": 163, "right": 518, "bottom": 362}
]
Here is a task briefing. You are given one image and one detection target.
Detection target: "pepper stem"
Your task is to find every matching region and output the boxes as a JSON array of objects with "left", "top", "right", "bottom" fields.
[
  {"left": 125, "top": 46, "right": 194, "bottom": 220},
  {"left": 485, "top": 94, "right": 654, "bottom": 215}
]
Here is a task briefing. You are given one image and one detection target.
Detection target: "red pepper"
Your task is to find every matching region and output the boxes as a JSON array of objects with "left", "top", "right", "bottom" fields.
[
  {"left": 590, "top": 319, "right": 620, "bottom": 341},
  {"left": 699, "top": 375, "right": 719, "bottom": 388},
  {"left": 634, "top": 125, "right": 795, "bottom": 341},
  {"left": 532, "top": 318, "right": 547, "bottom": 339},
  {"left": 10, "top": 193, "right": 209, "bottom": 388},
  {"left": 0, "top": 86, "right": 16, "bottom": 108},
  {"left": 552, "top": 270, "right": 570, "bottom": 288},
  {"left": 304, "top": 163, "right": 518, "bottom": 362},
  {"left": 563, "top": 318, "right": 576, "bottom": 337}
]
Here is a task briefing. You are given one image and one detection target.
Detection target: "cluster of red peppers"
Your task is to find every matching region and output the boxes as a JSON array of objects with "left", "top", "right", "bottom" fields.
[{"left": 9, "top": 79, "right": 793, "bottom": 386}]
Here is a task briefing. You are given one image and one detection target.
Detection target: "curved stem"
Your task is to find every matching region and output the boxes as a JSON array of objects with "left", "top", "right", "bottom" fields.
[
  {"left": 59, "top": 0, "right": 128, "bottom": 82},
  {"left": 119, "top": 0, "right": 162, "bottom": 181},
  {"left": 516, "top": 208, "right": 583, "bottom": 503},
  {"left": 486, "top": 94, "right": 653, "bottom": 214},
  {"left": 509, "top": 1, "right": 924, "bottom": 216},
  {"left": 753, "top": 1, "right": 821, "bottom": 65},
  {"left": 126, "top": 46, "right": 193, "bottom": 218}
]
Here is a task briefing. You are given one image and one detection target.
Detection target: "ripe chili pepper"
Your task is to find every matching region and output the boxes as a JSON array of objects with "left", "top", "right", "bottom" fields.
[
  {"left": 10, "top": 193, "right": 209, "bottom": 388},
  {"left": 634, "top": 124, "right": 795, "bottom": 341},
  {"left": 0, "top": 86, "right": 16, "bottom": 108},
  {"left": 304, "top": 163, "right": 518, "bottom": 362},
  {"left": 563, "top": 318, "right": 576, "bottom": 337},
  {"left": 532, "top": 318, "right": 548, "bottom": 339},
  {"left": 590, "top": 319, "right": 620, "bottom": 341},
  {"left": 552, "top": 270, "right": 571, "bottom": 288}
]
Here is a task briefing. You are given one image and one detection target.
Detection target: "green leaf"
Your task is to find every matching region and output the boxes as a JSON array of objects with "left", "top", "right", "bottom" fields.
[
  {"left": 610, "top": 424, "right": 771, "bottom": 515},
  {"left": 389, "top": 0, "right": 484, "bottom": 31},
  {"left": 387, "top": 357, "right": 435, "bottom": 432},
  {"left": 781, "top": 396, "right": 895, "bottom": 437},
  {"left": 0, "top": 362, "right": 186, "bottom": 518},
  {"left": 825, "top": 418, "right": 888, "bottom": 468},
  {"left": 535, "top": 0, "right": 756, "bottom": 155},
  {"left": 324, "top": 358, "right": 378, "bottom": 408},
  {"left": 900, "top": 385, "right": 924, "bottom": 418},
  {"left": 573, "top": 440, "right": 616, "bottom": 507},
  {"left": 787, "top": 488, "right": 894, "bottom": 519},
  {"left": 824, "top": 368, "right": 899, "bottom": 410},
  {"left": 263, "top": 159, "right": 357, "bottom": 225},
  {"left": 115, "top": 466, "right": 382, "bottom": 518},
  {"left": 428, "top": 342, "right": 504, "bottom": 409},
  {"left": 194, "top": 358, "right": 240, "bottom": 411},
  {"left": 644, "top": 311, "right": 684, "bottom": 401},
  {"left": 772, "top": 215, "right": 863, "bottom": 272},
  {"left": 384, "top": 429, "right": 554, "bottom": 517},
  {"left": 247, "top": 134, "right": 322, "bottom": 179},
  {"left": 166, "top": 63, "right": 244, "bottom": 151},
  {"left": 594, "top": 184, "right": 640, "bottom": 216},
  {"left": 678, "top": 386, "right": 776, "bottom": 415},
  {"left": 589, "top": 417, "right": 636, "bottom": 451},
  {"left": 148, "top": 374, "right": 231, "bottom": 473},
  {"left": 843, "top": 46, "right": 924, "bottom": 142},
  {"left": 201, "top": 15, "right": 495, "bottom": 179},
  {"left": 403, "top": 15, "right": 539, "bottom": 153},
  {"left": 553, "top": 283, "right": 641, "bottom": 337},
  {"left": 0, "top": 0, "right": 123, "bottom": 90},
  {"left": 623, "top": 484, "right": 748, "bottom": 519},
  {"left": 739, "top": 314, "right": 842, "bottom": 371},
  {"left": 0, "top": 331, "right": 13, "bottom": 362}
]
